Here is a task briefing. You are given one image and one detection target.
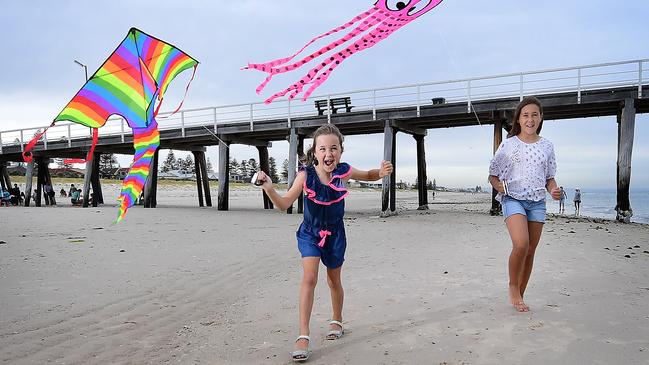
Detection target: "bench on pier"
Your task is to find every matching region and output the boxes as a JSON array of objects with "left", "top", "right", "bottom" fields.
[
  {"left": 314, "top": 97, "right": 354, "bottom": 115},
  {"left": 431, "top": 97, "right": 446, "bottom": 105}
]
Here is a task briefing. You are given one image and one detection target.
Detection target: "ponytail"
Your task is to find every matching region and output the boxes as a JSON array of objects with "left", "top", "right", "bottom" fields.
[{"left": 300, "top": 146, "right": 318, "bottom": 166}]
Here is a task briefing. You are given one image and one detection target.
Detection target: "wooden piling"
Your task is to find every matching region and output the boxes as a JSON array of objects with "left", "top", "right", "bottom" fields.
[
  {"left": 0, "top": 164, "right": 5, "bottom": 191},
  {"left": 44, "top": 161, "right": 56, "bottom": 206},
  {"left": 257, "top": 146, "right": 273, "bottom": 209},
  {"left": 297, "top": 135, "right": 305, "bottom": 214},
  {"left": 287, "top": 128, "right": 298, "bottom": 214},
  {"left": 198, "top": 151, "right": 212, "bottom": 207},
  {"left": 414, "top": 134, "right": 428, "bottom": 210},
  {"left": 193, "top": 151, "right": 205, "bottom": 207},
  {"left": 382, "top": 121, "right": 395, "bottom": 214},
  {"left": 35, "top": 157, "right": 44, "bottom": 207},
  {"left": 151, "top": 149, "right": 159, "bottom": 207},
  {"left": 217, "top": 139, "right": 230, "bottom": 211},
  {"left": 82, "top": 157, "right": 93, "bottom": 208},
  {"left": 90, "top": 153, "right": 103, "bottom": 206},
  {"left": 0, "top": 162, "right": 11, "bottom": 190},
  {"left": 616, "top": 98, "right": 636, "bottom": 222},
  {"left": 143, "top": 149, "right": 159, "bottom": 208},
  {"left": 24, "top": 160, "right": 34, "bottom": 207},
  {"left": 490, "top": 113, "right": 505, "bottom": 215},
  {"left": 390, "top": 130, "right": 396, "bottom": 212}
]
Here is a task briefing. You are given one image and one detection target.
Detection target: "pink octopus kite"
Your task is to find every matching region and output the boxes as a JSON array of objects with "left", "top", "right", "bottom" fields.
[{"left": 245, "top": 0, "right": 445, "bottom": 104}]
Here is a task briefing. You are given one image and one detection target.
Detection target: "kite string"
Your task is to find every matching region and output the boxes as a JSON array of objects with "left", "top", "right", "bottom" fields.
[
  {"left": 202, "top": 126, "right": 229, "bottom": 148},
  {"left": 436, "top": 30, "right": 483, "bottom": 126}
]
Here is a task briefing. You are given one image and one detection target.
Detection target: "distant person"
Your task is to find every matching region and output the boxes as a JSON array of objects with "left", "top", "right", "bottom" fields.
[
  {"left": 68, "top": 184, "right": 76, "bottom": 197},
  {"left": 60, "top": 188, "right": 67, "bottom": 198},
  {"left": 10, "top": 184, "right": 22, "bottom": 205},
  {"left": 254, "top": 124, "right": 393, "bottom": 361},
  {"left": 0, "top": 187, "right": 12, "bottom": 206},
  {"left": 71, "top": 188, "right": 82, "bottom": 206},
  {"left": 559, "top": 186, "right": 567, "bottom": 214},
  {"left": 489, "top": 96, "right": 561, "bottom": 313},
  {"left": 43, "top": 183, "right": 55, "bottom": 205},
  {"left": 574, "top": 188, "right": 582, "bottom": 216}
]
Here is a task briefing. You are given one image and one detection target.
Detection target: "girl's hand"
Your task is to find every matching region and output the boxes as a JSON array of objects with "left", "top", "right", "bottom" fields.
[
  {"left": 497, "top": 181, "right": 506, "bottom": 194},
  {"left": 378, "top": 160, "right": 393, "bottom": 178},
  {"left": 255, "top": 171, "right": 273, "bottom": 190},
  {"left": 550, "top": 187, "right": 562, "bottom": 200}
]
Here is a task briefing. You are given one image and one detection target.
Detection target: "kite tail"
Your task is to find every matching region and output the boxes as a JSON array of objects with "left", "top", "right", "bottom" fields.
[
  {"left": 22, "top": 122, "right": 56, "bottom": 162},
  {"left": 115, "top": 121, "right": 160, "bottom": 223},
  {"left": 23, "top": 124, "right": 99, "bottom": 164},
  {"left": 64, "top": 127, "right": 99, "bottom": 164}
]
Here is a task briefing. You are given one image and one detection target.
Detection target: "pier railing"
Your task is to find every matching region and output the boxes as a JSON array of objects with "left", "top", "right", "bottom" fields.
[{"left": 1, "top": 58, "right": 647, "bottom": 154}]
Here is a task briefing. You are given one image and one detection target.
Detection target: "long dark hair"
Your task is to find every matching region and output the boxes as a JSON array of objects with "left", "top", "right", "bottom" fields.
[
  {"left": 300, "top": 124, "right": 345, "bottom": 166},
  {"left": 507, "top": 96, "right": 544, "bottom": 138}
]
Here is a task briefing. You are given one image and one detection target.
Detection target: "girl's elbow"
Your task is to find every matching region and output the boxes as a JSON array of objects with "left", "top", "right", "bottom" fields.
[{"left": 276, "top": 201, "right": 292, "bottom": 211}]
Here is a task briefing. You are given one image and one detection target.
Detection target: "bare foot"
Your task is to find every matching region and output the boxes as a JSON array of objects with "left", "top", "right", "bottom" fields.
[
  {"left": 512, "top": 300, "right": 529, "bottom": 312},
  {"left": 509, "top": 285, "right": 529, "bottom": 312}
]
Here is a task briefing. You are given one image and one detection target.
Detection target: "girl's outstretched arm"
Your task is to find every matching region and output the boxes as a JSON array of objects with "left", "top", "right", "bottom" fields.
[
  {"left": 258, "top": 170, "right": 305, "bottom": 211},
  {"left": 349, "top": 160, "right": 393, "bottom": 182}
]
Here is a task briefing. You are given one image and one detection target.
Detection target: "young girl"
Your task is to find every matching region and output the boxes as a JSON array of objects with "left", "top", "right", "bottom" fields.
[
  {"left": 254, "top": 124, "right": 392, "bottom": 361},
  {"left": 488, "top": 96, "right": 561, "bottom": 312}
]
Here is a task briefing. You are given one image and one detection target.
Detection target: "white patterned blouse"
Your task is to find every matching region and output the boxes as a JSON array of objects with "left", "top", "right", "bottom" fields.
[{"left": 489, "top": 135, "right": 556, "bottom": 202}]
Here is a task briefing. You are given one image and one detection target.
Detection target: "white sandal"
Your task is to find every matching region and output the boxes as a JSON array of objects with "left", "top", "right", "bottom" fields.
[
  {"left": 291, "top": 335, "right": 311, "bottom": 362},
  {"left": 326, "top": 320, "right": 344, "bottom": 340}
]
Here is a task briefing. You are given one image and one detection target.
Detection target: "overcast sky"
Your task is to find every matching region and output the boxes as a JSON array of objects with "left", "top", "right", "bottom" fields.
[{"left": 1, "top": 0, "right": 647, "bottom": 189}]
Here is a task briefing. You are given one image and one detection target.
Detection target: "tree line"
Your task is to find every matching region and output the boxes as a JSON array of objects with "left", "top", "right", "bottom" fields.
[
  {"left": 160, "top": 150, "right": 287, "bottom": 183},
  {"left": 51, "top": 150, "right": 292, "bottom": 183}
]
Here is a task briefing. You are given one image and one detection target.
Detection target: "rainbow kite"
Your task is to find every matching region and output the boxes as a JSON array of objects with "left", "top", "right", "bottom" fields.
[{"left": 23, "top": 27, "right": 198, "bottom": 222}]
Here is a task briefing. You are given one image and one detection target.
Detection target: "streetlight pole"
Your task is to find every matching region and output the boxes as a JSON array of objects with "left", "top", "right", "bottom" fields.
[{"left": 74, "top": 59, "right": 88, "bottom": 81}]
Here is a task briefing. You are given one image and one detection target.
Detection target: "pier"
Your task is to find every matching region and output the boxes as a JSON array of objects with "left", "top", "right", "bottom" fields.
[{"left": 1, "top": 59, "right": 647, "bottom": 222}]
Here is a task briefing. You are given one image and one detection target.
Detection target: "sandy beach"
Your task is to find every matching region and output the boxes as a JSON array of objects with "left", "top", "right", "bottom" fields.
[{"left": 1, "top": 186, "right": 648, "bottom": 364}]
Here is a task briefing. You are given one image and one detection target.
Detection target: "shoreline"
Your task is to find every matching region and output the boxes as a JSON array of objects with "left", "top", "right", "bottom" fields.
[{"left": 5, "top": 176, "right": 647, "bottom": 224}]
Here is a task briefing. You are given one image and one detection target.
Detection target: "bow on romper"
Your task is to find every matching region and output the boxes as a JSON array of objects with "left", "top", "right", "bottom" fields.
[{"left": 296, "top": 163, "right": 351, "bottom": 268}]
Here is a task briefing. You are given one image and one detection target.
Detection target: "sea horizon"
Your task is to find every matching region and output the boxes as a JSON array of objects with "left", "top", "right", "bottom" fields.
[{"left": 547, "top": 187, "right": 649, "bottom": 224}]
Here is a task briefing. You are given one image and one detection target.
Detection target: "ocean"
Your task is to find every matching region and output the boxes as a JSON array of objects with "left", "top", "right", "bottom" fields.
[{"left": 549, "top": 188, "right": 649, "bottom": 224}]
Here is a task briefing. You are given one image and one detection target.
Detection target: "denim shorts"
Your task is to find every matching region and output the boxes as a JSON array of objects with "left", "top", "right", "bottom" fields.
[{"left": 501, "top": 196, "right": 546, "bottom": 223}]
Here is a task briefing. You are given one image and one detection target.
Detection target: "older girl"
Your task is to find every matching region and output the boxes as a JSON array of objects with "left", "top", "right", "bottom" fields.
[{"left": 489, "top": 96, "right": 561, "bottom": 312}]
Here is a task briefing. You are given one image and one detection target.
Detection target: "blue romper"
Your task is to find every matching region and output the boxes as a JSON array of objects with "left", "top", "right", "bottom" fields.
[{"left": 296, "top": 163, "right": 351, "bottom": 268}]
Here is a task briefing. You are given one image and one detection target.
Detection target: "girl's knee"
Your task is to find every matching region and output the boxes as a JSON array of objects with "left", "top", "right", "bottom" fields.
[
  {"left": 512, "top": 243, "right": 529, "bottom": 254},
  {"left": 326, "top": 276, "right": 342, "bottom": 289},
  {"left": 302, "top": 273, "right": 318, "bottom": 289}
]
